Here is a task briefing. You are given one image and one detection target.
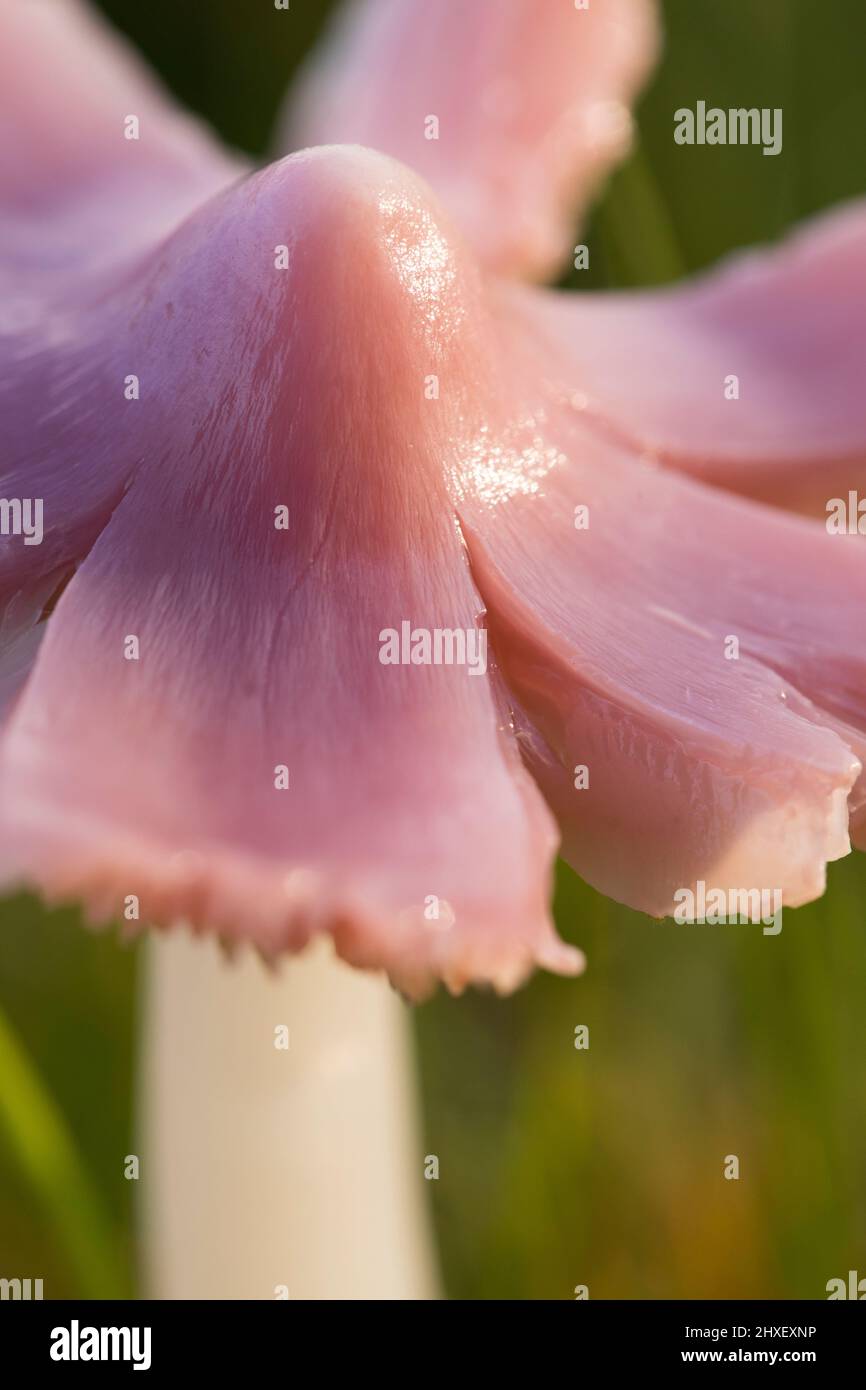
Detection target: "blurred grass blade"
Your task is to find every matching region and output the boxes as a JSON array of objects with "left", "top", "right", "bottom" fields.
[
  {"left": 0, "top": 1006, "right": 126, "bottom": 1297},
  {"left": 600, "top": 143, "right": 687, "bottom": 287}
]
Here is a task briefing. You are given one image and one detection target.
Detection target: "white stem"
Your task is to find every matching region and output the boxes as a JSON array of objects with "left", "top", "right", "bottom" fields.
[{"left": 138, "top": 933, "right": 439, "bottom": 1300}]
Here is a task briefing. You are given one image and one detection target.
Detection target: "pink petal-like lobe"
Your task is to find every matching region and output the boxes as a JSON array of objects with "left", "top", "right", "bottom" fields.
[
  {"left": 0, "top": 0, "right": 238, "bottom": 236},
  {"left": 282, "top": 0, "right": 659, "bottom": 281},
  {"left": 520, "top": 203, "right": 866, "bottom": 514},
  {"left": 450, "top": 286, "right": 866, "bottom": 916}
]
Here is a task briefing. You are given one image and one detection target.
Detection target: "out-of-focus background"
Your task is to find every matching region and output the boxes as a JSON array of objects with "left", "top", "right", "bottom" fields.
[{"left": 2, "top": 0, "right": 865, "bottom": 1299}]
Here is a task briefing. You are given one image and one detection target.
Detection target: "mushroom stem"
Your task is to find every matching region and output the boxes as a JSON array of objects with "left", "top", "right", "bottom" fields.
[{"left": 137, "top": 932, "right": 439, "bottom": 1299}]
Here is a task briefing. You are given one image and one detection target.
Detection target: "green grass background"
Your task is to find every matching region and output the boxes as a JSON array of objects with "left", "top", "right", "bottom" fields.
[{"left": 1, "top": 0, "right": 865, "bottom": 1299}]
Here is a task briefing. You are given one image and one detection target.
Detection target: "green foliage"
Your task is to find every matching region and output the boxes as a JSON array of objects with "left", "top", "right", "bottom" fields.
[{"left": 0, "top": 897, "right": 137, "bottom": 1297}]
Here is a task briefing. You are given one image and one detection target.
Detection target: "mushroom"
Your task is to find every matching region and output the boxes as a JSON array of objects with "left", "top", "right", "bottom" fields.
[{"left": 2, "top": 0, "right": 865, "bottom": 1296}]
